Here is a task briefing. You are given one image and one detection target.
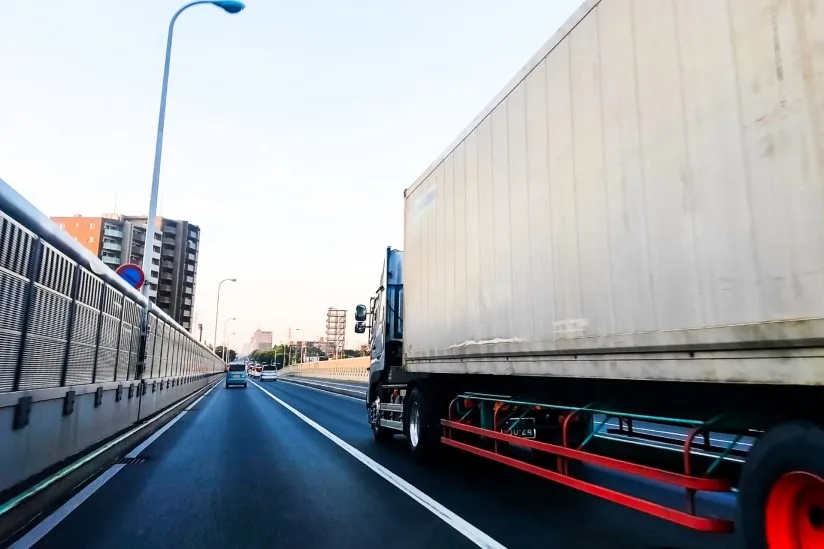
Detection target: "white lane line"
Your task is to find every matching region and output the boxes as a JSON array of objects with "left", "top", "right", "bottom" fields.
[
  {"left": 596, "top": 419, "right": 754, "bottom": 449},
  {"left": 250, "top": 381, "right": 506, "bottom": 549},
  {"left": 282, "top": 377, "right": 367, "bottom": 394},
  {"left": 10, "top": 380, "right": 221, "bottom": 549},
  {"left": 279, "top": 378, "right": 365, "bottom": 402},
  {"left": 126, "top": 381, "right": 220, "bottom": 459},
  {"left": 304, "top": 380, "right": 368, "bottom": 391},
  {"left": 185, "top": 380, "right": 221, "bottom": 411},
  {"left": 10, "top": 465, "right": 125, "bottom": 549}
]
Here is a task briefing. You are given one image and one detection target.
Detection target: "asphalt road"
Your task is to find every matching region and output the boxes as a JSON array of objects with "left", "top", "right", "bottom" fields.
[{"left": 12, "top": 378, "right": 741, "bottom": 549}]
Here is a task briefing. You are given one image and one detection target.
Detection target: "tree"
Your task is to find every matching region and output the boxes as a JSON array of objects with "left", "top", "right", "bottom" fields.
[
  {"left": 214, "top": 346, "right": 236, "bottom": 362},
  {"left": 250, "top": 346, "right": 286, "bottom": 368}
]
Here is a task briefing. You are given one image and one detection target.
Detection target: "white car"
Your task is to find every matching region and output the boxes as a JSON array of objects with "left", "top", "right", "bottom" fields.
[{"left": 260, "top": 366, "right": 277, "bottom": 382}]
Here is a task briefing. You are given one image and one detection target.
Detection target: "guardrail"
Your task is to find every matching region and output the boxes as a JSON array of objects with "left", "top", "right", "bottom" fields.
[
  {"left": 279, "top": 357, "right": 369, "bottom": 383},
  {"left": 0, "top": 177, "right": 225, "bottom": 493}
]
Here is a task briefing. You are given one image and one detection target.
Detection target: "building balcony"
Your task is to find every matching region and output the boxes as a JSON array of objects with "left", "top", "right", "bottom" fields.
[
  {"left": 186, "top": 275, "right": 194, "bottom": 284},
  {"left": 103, "top": 227, "right": 123, "bottom": 238},
  {"left": 162, "top": 238, "right": 175, "bottom": 247},
  {"left": 102, "top": 240, "right": 122, "bottom": 252},
  {"left": 101, "top": 254, "right": 120, "bottom": 266}
]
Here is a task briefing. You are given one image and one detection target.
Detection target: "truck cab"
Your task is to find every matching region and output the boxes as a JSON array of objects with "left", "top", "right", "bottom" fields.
[{"left": 355, "top": 247, "right": 408, "bottom": 439}]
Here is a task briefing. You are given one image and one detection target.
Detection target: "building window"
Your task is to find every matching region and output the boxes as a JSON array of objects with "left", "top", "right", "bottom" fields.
[
  {"left": 88, "top": 237, "right": 95, "bottom": 243},
  {"left": 59, "top": 223, "right": 65, "bottom": 229},
  {"left": 75, "top": 223, "right": 79, "bottom": 228},
  {"left": 153, "top": 245, "right": 161, "bottom": 253},
  {"left": 89, "top": 223, "right": 96, "bottom": 229}
]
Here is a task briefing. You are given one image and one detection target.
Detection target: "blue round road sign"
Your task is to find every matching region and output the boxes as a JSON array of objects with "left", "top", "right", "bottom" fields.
[{"left": 116, "top": 263, "right": 145, "bottom": 290}]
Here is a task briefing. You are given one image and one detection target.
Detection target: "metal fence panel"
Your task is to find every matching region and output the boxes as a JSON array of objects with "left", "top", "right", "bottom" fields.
[
  {"left": 20, "top": 285, "right": 71, "bottom": 389},
  {"left": 1, "top": 178, "right": 225, "bottom": 391}
]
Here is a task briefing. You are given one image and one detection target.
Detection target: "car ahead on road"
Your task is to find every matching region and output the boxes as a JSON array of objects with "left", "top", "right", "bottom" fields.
[
  {"left": 226, "top": 362, "right": 248, "bottom": 388},
  {"left": 260, "top": 365, "right": 277, "bottom": 382}
]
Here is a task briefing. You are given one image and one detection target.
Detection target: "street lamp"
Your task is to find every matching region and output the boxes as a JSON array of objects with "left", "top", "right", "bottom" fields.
[
  {"left": 213, "top": 278, "right": 236, "bottom": 352},
  {"left": 140, "top": 0, "right": 245, "bottom": 299},
  {"left": 295, "top": 328, "right": 304, "bottom": 364},
  {"left": 223, "top": 317, "right": 236, "bottom": 361}
]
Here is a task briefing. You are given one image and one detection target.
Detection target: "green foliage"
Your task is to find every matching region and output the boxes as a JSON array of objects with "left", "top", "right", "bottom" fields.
[
  {"left": 214, "top": 346, "right": 237, "bottom": 362},
  {"left": 249, "top": 345, "right": 285, "bottom": 367}
]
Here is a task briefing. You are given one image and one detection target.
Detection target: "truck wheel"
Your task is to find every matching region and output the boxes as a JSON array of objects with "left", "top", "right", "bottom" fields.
[
  {"left": 405, "top": 385, "right": 439, "bottom": 462},
  {"left": 369, "top": 383, "right": 394, "bottom": 444},
  {"left": 736, "top": 420, "right": 824, "bottom": 549}
]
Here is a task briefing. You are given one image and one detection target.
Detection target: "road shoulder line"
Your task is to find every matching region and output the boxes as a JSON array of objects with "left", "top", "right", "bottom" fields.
[
  {"left": 250, "top": 381, "right": 507, "bottom": 549},
  {"left": 8, "top": 382, "right": 221, "bottom": 548}
]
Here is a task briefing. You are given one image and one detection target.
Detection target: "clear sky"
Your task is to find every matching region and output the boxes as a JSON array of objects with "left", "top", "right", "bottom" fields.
[{"left": 0, "top": 0, "right": 583, "bottom": 350}]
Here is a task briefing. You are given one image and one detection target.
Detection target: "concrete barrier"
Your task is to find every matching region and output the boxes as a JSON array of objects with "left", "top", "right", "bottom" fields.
[
  {"left": 0, "top": 372, "right": 221, "bottom": 494},
  {"left": 279, "top": 357, "right": 369, "bottom": 383}
]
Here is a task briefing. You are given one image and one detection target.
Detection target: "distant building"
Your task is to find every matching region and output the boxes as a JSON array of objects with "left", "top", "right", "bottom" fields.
[
  {"left": 51, "top": 213, "right": 200, "bottom": 332},
  {"left": 250, "top": 330, "right": 273, "bottom": 353}
]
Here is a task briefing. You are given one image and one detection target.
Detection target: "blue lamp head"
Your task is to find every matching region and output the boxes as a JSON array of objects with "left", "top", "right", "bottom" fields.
[{"left": 212, "top": 1, "right": 245, "bottom": 14}]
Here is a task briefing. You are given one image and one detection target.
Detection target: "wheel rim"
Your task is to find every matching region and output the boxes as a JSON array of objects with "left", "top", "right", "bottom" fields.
[
  {"left": 766, "top": 471, "right": 824, "bottom": 549},
  {"left": 409, "top": 401, "right": 420, "bottom": 448},
  {"left": 370, "top": 397, "right": 380, "bottom": 430}
]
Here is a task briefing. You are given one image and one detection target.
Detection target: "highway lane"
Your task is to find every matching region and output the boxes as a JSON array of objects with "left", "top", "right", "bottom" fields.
[
  {"left": 279, "top": 377, "right": 753, "bottom": 459},
  {"left": 260, "top": 379, "right": 738, "bottom": 549},
  {"left": 13, "top": 382, "right": 481, "bottom": 549},
  {"left": 11, "top": 376, "right": 740, "bottom": 549}
]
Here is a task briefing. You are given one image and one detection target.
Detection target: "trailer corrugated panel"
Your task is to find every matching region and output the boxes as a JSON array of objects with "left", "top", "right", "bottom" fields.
[{"left": 403, "top": 0, "right": 824, "bottom": 385}]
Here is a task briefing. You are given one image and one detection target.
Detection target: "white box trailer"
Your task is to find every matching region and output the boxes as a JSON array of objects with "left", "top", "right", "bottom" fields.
[
  {"left": 358, "top": 1, "right": 824, "bottom": 544},
  {"left": 402, "top": 0, "right": 824, "bottom": 386}
]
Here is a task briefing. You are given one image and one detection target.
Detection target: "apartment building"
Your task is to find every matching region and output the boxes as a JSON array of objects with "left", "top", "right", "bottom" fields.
[
  {"left": 249, "top": 330, "right": 273, "bottom": 353},
  {"left": 51, "top": 214, "right": 200, "bottom": 332}
]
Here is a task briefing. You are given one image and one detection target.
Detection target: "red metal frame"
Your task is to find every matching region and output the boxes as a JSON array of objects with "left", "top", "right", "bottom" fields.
[{"left": 441, "top": 418, "right": 735, "bottom": 533}]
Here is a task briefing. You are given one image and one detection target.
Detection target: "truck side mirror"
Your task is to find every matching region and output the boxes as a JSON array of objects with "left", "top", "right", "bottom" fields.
[
  {"left": 354, "top": 322, "right": 366, "bottom": 334},
  {"left": 355, "top": 304, "right": 368, "bottom": 322}
]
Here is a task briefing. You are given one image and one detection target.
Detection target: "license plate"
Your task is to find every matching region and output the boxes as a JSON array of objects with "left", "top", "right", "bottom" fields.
[{"left": 500, "top": 417, "right": 536, "bottom": 439}]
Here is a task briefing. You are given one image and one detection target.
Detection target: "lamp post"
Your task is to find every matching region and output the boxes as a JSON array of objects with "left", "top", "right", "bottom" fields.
[
  {"left": 140, "top": 0, "right": 245, "bottom": 299},
  {"left": 222, "top": 317, "right": 236, "bottom": 361},
  {"left": 213, "top": 277, "right": 236, "bottom": 352},
  {"left": 295, "top": 328, "right": 304, "bottom": 364}
]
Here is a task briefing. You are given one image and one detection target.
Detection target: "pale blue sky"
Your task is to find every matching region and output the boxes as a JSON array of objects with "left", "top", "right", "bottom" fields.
[{"left": 0, "top": 0, "right": 582, "bottom": 349}]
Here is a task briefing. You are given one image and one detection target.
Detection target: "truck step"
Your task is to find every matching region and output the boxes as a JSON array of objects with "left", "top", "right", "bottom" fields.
[
  {"left": 380, "top": 419, "right": 404, "bottom": 431},
  {"left": 380, "top": 403, "right": 403, "bottom": 413}
]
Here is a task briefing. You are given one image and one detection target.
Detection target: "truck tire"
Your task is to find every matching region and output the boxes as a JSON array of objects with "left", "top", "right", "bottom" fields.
[
  {"left": 736, "top": 420, "right": 824, "bottom": 549},
  {"left": 405, "top": 385, "right": 440, "bottom": 462},
  {"left": 369, "top": 383, "right": 394, "bottom": 444}
]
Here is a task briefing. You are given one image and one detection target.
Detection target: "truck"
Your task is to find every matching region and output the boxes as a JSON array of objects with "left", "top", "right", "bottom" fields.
[{"left": 353, "top": 1, "right": 824, "bottom": 547}]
